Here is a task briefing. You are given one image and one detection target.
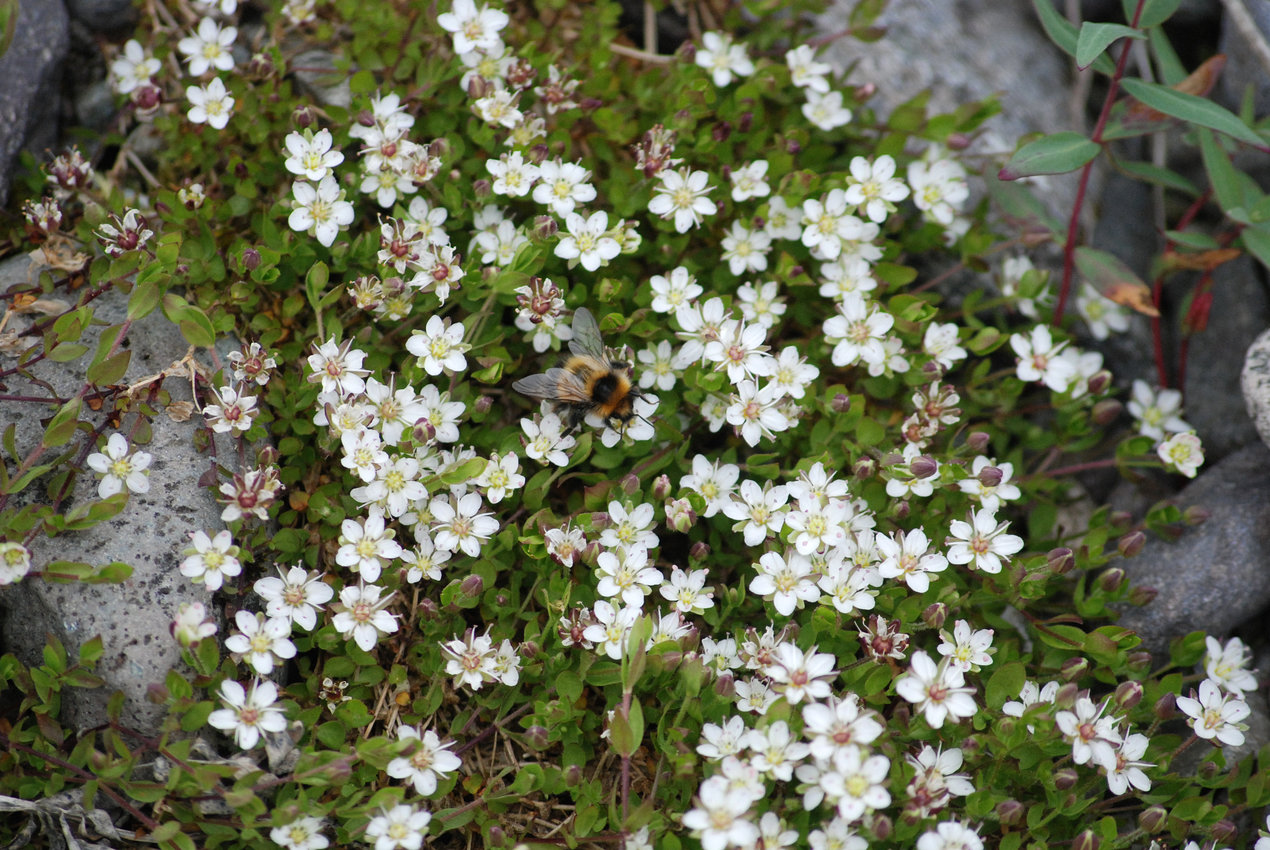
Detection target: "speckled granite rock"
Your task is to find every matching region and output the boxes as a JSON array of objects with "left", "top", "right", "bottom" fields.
[
  {"left": 0, "top": 254, "right": 228, "bottom": 734},
  {"left": 1241, "top": 326, "right": 1270, "bottom": 450},
  {"left": 0, "top": 0, "right": 69, "bottom": 205}
]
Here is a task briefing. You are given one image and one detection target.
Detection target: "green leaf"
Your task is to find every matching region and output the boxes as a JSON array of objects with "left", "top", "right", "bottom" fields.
[
  {"left": 1119, "top": 78, "right": 1268, "bottom": 149},
  {"left": 1198, "top": 129, "right": 1252, "bottom": 214},
  {"left": 1241, "top": 223, "right": 1270, "bottom": 272},
  {"left": 48, "top": 342, "right": 89, "bottom": 363},
  {"left": 161, "top": 294, "right": 216, "bottom": 348},
  {"left": 1125, "top": 0, "right": 1182, "bottom": 28},
  {"left": 999, "top": 132, "right": 1100, "bottom": 180},
  {"left": 86, "top": 351, "right": 131, "bottom": 386},
  {"left": 985, "top": 661, "right": 1026, "bottom": 709},
  {"left": 305, "top": 260, "right": 331, "bottom": 313},
  {"left": 127, "top": 278, "right": 163, "bottom": 320},
  {"left": 0, "top": 0, "right": 17, "bottom": 58},
  {"left": 1115, "top": 159, "right": 1198, "bottom": 195},
  {"left": 43, "top": 398, "right": 82, "bottom": 448},
  {"left": 556, "top": 670, "right": 583, "bottom": 706},
  {"left": 1074, "top": 246, "right": 1157, "bottom": 316},
  {"left": 1032, "top": 0, "right": 1116, "bottom": 75},
  {"left": 1076, "top": 22, "right": 1143, "bottom": 71}
]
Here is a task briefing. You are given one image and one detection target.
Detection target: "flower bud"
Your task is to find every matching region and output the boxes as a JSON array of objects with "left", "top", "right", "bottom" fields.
[
  {"left": 853, "top": 457, "right": 877, "bottom": 479},
  {"left": 1052, "top": 682, "right": 1080, "bottom": 710},
  {"left": 1053, "top": 768, "right": 1079, "bottom": 790},
  {"left": 132, "top": 82, "right": 162, "bottom": 115},
  {"left": 1117, "top": 531, "right": 1145, "bottom": 558},
  {"left": 1126, "top": 651, "right": 1152, "bottom": 674},
  {"left": 487, "top": 826, "right": 506, "bottom": 847},
  {"left": 146, "top": 682, "right": 170, "bottom": 704},
  {"left": 652, "top": 474, "right": 672, "bottom": 501},
  {"left": 712, "top": 122, "right": 731, "bottom": 143},
  {"left": 474, "top": 395, "right": 493, "bottom": 414},
  {"left": 460, "top": 574, "right": 484, "bottom": 599},
  {"left": 738, "top": 111, "right": 753, "bottom": 133},
  {"left": 467, "top": 75, "right": 492, "bottom": 99},
  {"left": 922, "top": 602, "right": 947, "bottom": 630},
  {"left": 234, "top": 160, "right": 249, "bottom": 181},
  {"left": 619, "top": 473, "right": 640, "bottom": 495},
  {"left": 1127, "top": 584, "right": 1157, "bottom": 606},
  {"left": 415, "top": 597, "right": 439, "bottom": 620},
  {"left": 530, "top": 215, "right": 558, "bottom": 241},
  {"left": 1200, "top": 759, "right": 1218, "bottom": 779},
  {"left": 1047, "top": 547, "right": 1075, "bottom": 575},
  {"left": 1137, "top": 806, "right": 1167, "bottom": 834},
  {"left": 869, "top": 815, "right": 892, "bottom": 841},
  {"left": 527, "top": 143, "right": 549, "bottom": 164},
  {"left": 1092, "top": 399, "right": 1122, "bottom": 425},
  {"left": 1096, "top": 567, "right": 1125, "bottom": 593},
  {"left": 946, "top": 133, "right": 971, "bottom": 150},
  {"left": 1070, "top": 829, "right": 1098, "bottom": 850},
  {"left": 293, "top": 105, "right": 316, "bottom": 128},
  {"left": 565, "top": 764, "right": 582, "bottom": 786},
  {"left": 892, "top": 500, "right": 911, "bottom": 522},
  {"left": 690, "top": 541, "right": 711, "bottom": 561},
  {"left": 786, "top": 137, "right": 802, "bottom": 154},
  {"left": 1108, "top": 510, "right": 1133, "bottom": 532},
  {"left": 580, "top": 541, "right": 602, "bottom": 567},
  {"left": 519, "top": 640, "right": 540, "bottom": 660},
  {"left": 579, "top": 96, "right": 603, "bottom": 111},
  {"left": 1183, "top": 505, "right": 1210, "bottom": 525},
  {"left": 472, "top": 178, "right": 492, "bottom": 200},
  {"left": 977, "top": 465, "right": 1004, "bottom": 487},
  {"left": 855, "top": 82, "right": 877, "bottom": 100},
  {"left": 921, "top": 360, "right": 945, "bottom": 380},
  {"left": 996, "top": 799, "right": 1025, "bottom": 827},
  {"left": 590, "top": 511, "right": 610, "bottom": 530},
  {"left": 1087, "top": 369, "right": 1113, "bottom": 396},
  {"left": 967, "top": 431, "right": 991, "bottom": 454},
  {"left": 831, "top": 393, "right": 851, "bottom": 413},
  {"left": 1154, "top": 691, "right": 1177, "bottom": 720},
  {"left": 525, "top": 725, "right": 549, "bottom": 750},
  {"left": 666, "top": 499, "right": 695, "bottom": 533},
  {"left": 1060, "top": 657, "right": 1089, "bottom": 681},
  {"left": 714, "top": 672, "right": 735, "bottom": 698},
  {"left": 1210, "top": 820, "right": 1237, "bottom": 844},
  {"left": 910, "top": 455, "right": 939, "bottom": 479},
  {"left": 413, "top": 418, "right": 437, "bottom": 444},
  {"left": 1114, "top": 680, "right": 1143, "bottom": 710}
]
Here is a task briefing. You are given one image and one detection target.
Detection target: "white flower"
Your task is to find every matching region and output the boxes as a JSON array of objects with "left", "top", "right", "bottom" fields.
[
  {"left": 171, "top": 601, "right": 217, "bottom": 646},
  {"left": 802, "top": 696, "right": 884, "bottom": 761},
  {"left": 544, "top": 523, "right": 586, "bottom": 566},
  {"left": 697, "top": 715, "right": 748, "bottom": 760},
  {"left": 1105, "top": 732, "right": 1153, "bottom": 794},
  {"left": 1077, "top": 284, "right": 1132, "bottom": 340},
  {"left": 895, "top": 651, "right": 978, "bottom": 728},
  {"left": 522, "top": 414, "right": 575, "bottom": 466},
  {"left": 907, "top": 158, "right": 969, "bottom": 226},
  {"left": 532, "top": 159, "right": 595, "bottom": 217},
  {"left": 85, "top": 433, "right": 152, "bottom": 498},
  {"left": 636, "top": 340, "right": 678, "bottom": 391},
  {"left": 595, "top": 546, "right": 663, "bottom": 608},
  {"left": 817, "top": 559, "right": 880, "bottom": 615},
  {"left": 845, "top": 155, "right": 909, "bottom": 224},
  {"left": 1158, "top": 431, "right": 1204, "bottom": 478},
  {"left": 766, "top": 346, "right": 819, "bottom": 399},
  {"left": 386, "top": 725, "right": 463, "bottom": 796},
  {"left": 917, "top": 821, "right": 984, "bottom": 850},
  {"left": 1010, "top": 325, "right": 1075, "bottom": 392},
  {"left": 824, "top": 293, "right": 893, "bottom": 369},
  {"left": 401, "top": 538, "right": 451, "bottom": 583},
  {"left": 802, "top": 90, "right": 853, "bottom": 131},
  {"left": 582, "top": 600, "right": 641, "bottom": 660},
  {"left": 289, "top": 176, "right": 355, "bottom": 247},
  {"left": 945, "top": 509, "right": 1024, "bottom": 574},
  {"left": 341, "top": 428, "right": 388, "bottom": 483},
  {"left": 786, "top": 44, "right": 831, "bottom": 92},
  {"left": 722, "top": 479, "right": 788, "bottom": 546},
  {"left": 473, "top": 88, "right": 522, "bottom": 128},
  {"left": 180, "top": 529, "right": 242, "bottom": 591},
  {"left": 307, "top": 337, "right": 369, "bottom": 396},
  {"left": 706, "top": 319, "right": 770, "bottom": 383},
  {"left": 1204, "top": 636, "right": 1259, "bottom": 695},
  {"left": 680, "top": 454, "right": 740, "bottom": 518},
  {"left": 406, "top": 315, "right": 469, "bottom": 375},
  {"left": 284, "top": 129, "right": 344, "bottom": 181},
  {"left": 936, "top": 619, "right": 994, "bottom": 673},
  {"left": 352, "top": 455, "right": 427, "bottom": 519},
  {"left": 224, "top": 611, "right": 296, "bottom": 675},
  {"left": 785, "top": 498, "right": 848, "bottom": 554},
  {"left": 648, "top": 167, "right": 715, "bottom": 233},
  {"left": 177, "top": 17, "right": 236, "bottom": 76},
  {"left": 599, "top": 501, "right": 659, "bottom": 550},
  {"left": 682, "top": 776, "right": 758, "bottom": 850},
  {"left": 207, "top": 678, "right": 287, "bottom": 750},
  {"left": 365, "top": 804, "right": 431, "bottom": 850},
  {"left": 720, "top": 221, "right": 771, "bottom": 276},
  {"left": 331, "top": 583, "right": 399, "bottom": 652},
  {"left": 1001, "top": 679, "right": 1060, "bottom": 732},
  {"left": 110, "top": 39, "right": 160, "bottom": 94},
  {"left": 1128, "top": 379, "right": 1192, "bottom": 441},
  {"left": 736, "top": 280, "right": 786, "bottom": 329},
  {"left": 336, "top": 510, "right": 402, "bottom": 582},
  {"left": 876, "top": 527, "right": 948, "bottom": 593},
  {"left": 816, "top": 745, "right": 891, "bottom": 822},
  {"left": 725, "top": 380, "right": 789, "bottom": 446},
  {"left": 801, "top": 188, "right": 864, "bottom": 260},
  {"left": 750, "top": 551, "right": 820, "bottom": 617},
  {"left": 729, "top": 160, "right": 770, "bottom": 202},
  {"left": 203, "top": 383, "right": 258, "bottom": 433},
  {"left": 431, "top": 492, "right": 499, "bottom": 557},
  {"left": 474, "top": 451, "right": 524, "bottom": 504},
  {"left": 270, "top": 816, "right": 329, "bottom": 850},
  {"left": 659, "top": 566, "right": 714, "bottom": 615},
  {"left": 923, "top": 322, "right": 967, "bottom": 370},
  {"left": 746, "top": 720, "right": 810, "bottom": 781},
  {"left": 694, "top": 31, "right": 754, "bottom": 87},
  {"left": 763, "top": 196, "right": 804, "bottom": 241},
  {"left": 766, "top": 643, "right": 837, "bottom": 704},
  {"left": 1176, "top": 678, "right": 1251, "bottom": 746},
  {"left": 487, "top": 151, "right": 539, "bottom": 197},
  {"left": 441, "top": 627, "right": 498, "bottom": 689},
  {"left": 437, "top": 0, "right": 509, "bottom": 54},
  {"left": 555, "top": 211, "right": 620, "bottom": 271},
  {"left": 254, "top": 565, "right": 334, "bottom": 631},
  {"left": 957, "top": 456, "right": 1022, "bottom": 513},
  {"left": 1055, "top": 697, "right": 1121, "bottom": 769},
  {"left": 649, "top": 266, "right": 702, "bottom": 313}
]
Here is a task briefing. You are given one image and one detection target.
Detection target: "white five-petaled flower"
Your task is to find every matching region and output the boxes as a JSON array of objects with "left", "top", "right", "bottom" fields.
[
  {"left": 336, "top": 510, "right": 402, "bottom": 582},
  {"left": 474, "top": 451, "right": 524, "bottom": 504},
  {"left": 331, "top": 582, "right": 399, "bottom": 652},
  {"left": 387, "top": 725, "right": 463, "bottom": 796},
  {"left": 936, "top": 619, "right": 995, "bottom": 673},
  {"left": 681, "top": 775, "right": 759, "bottom": 850},
  {"left": 582, "top": 600, "right": 641, "bottom": 660},
  {"left": 522, "top": 414, "right": 575, "bottom": 466},
  {"left": 171, "top": 601, "right": 217, "bottom": 646},
  {"left": 750, "top": 551, "right": 820, "bottom": 617},
  {"left": 307, "top": 337, "right": 370, "bottom": 396},
  {"left": 916, "top": 821, "right": 984, "bottom": 850},
  {"left": 253, "top": 564, "right": 334, "bottom": 631},
  {"left": 907, "top": 158, "right": 969, "bottom": 227},
  {"left": 802, "top": 90, "right": 854, "bottom": 132},
  {"left": 680, "top": 455, "right": 740, "bottom": 518},
  {"left": 725, "top": 380, "right": 789, "bottom": 447},
  {"left": 844, "top": 155, "right": 910, "bottom": 224},
  {"left": 364, "top": 804, "right": 432, "bottom": 850},
  {"left": 1204, "top": 636, "right": 1259, "bottom": 695},
  {"left": 785, "top": 44, "right": 831, "bottom": 92},
  {"left": 1157, "top": 431, "right": 1204, "bottom": 478},
  {"left": 694, "top": 31, "right": 754, "bottom": 87},
  {"left": 1055, "top": 696, "right": 1121, "bottom": 769},
  {"left": 283, "top": 128, "right": 344, "bottom": 181},
  {"left": 224, "top": 610, "right": 296, "bottom": 675},
  {"left": 648, "top": 167, "right": 716, "bottom": 233},
  {"left": 177, "top": 17, "right": 237, "bottom": 76},
  {"left": 207, "top": 678, "right": 287, "bottom": 750},
  {"left": 271, "top": 816, "right": 329, "bottom": 850},
  {"left": 595, "top": 546, "right": 664, "bottom": 608},
  {"left": 110, "top": 39, "right": 160, "bottom": 94},
  {"left": 876, "top": 527, "right": 948, "bottom": 593},
  {"left": 186, "top": 77, "right": 235, "bottom": 129},
  {"left": 85, "top": 433, "right": 152, "bottom": 498},
  {"left": 431, "top": 492, "right": 499, "bottom": 556},
  {"left": 1176, "top": 678, "right": 1251, "bottom": 746},
  {"left": 1010, "top": 325, "right": 1074, "bottom": 392},
  {"left": 895, "top": 650, "right": 978, "bottom": 728},
  {"left": 532, "top": 159, "right": 596, "bottom": 217},
  {"left": 406, "top": 315, "right": 469, "bottom": 375},
  {"left": 437, "top": 0, "right": 509, "bottom": 55},
  {"left": 945, "top": 509, "right": 1024, "bottom": 574},
  {"left": 720, "top": 221, "right": 771, "bottom": 276},
  {"left": 1128, "top": 379, "right": 1193, "bottom": 441},
  {"left": 1105, "top": 732, "right": 1154, "bottom": 794},
  {"left": 203, "top": 383, "right": 259, "bottom": 433},
  {"left": 649, "top": 266, "right": 703, "bottom": 313},
  {"left": 824, "top": 293, "right": 894, "bottom": 369},
  {"left": 767, "top": 642, "right": 837, "bottom": 704},
  {"left": 555, "top": 211, "right": 620, "bottom": 271},
  {"left": 487, "top": 151, "right": 539, "bottom": 197},
  {"left": 289, "top": 176, "right": 356, "bottom": 247},
  {"left": 180, "top": 529, "right": 242, "bottom": 591}
]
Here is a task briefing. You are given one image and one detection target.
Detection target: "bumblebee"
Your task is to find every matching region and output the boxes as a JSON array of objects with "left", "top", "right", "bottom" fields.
[{"left": 513, "top": 307, "right": 644, "bottom": 432}]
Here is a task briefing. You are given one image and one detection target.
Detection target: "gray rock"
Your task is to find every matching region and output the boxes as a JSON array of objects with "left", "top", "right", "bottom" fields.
[
  {"left": 0, "top": 255, "right": 227, "bottom": 735},
  {"left": 1218, "top": 0, "right": 1270, "bottom": 117},
  {"left": 64, "top": 0, "right": 137, "bottom": 35},
  {"left": 291, "top": 49, "right": 352, "bottom": 111},
  {"left": 1182, "top": 256, "right": 1266, "bottom": 462},
  {"left": 0, "top": 0, "right": 69, "bottom": 205},
  {"left": 1117, "top": 442, "right": 1270, "bottom": 659},
  {"left": 818, "top": 0, "right": 1079, "bottom": 218},
  {"left": 1241, "top": 326, "right": 1270, "bottom": 450}
]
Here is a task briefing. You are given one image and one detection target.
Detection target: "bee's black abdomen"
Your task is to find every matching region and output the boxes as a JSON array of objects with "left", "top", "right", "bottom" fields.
[{"left": 592, "top": 372, "right": 619, "bottom": 404}]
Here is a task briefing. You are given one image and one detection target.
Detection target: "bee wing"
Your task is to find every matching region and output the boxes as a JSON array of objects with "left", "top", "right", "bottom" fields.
[
  {"left": 567, "top": 307, "right": 608, "bottom": 361},
  {"left": 512, "top": 369, "right": 593, "bottom": 404}
]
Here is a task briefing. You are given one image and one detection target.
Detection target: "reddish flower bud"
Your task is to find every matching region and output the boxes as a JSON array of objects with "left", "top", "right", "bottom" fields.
[
  {"left": 854, "top": 457, "right": 877, "bottom": 479},
  {"left": 996, "top": 799, "right": 1025, "bottom": 826},
  {"left": 652, "top": 474, "right": 672, "bottom": 501},
  {"left": 1211, "top": 820, "right": 1237, "bottom": 844},
  {"left": 1117, "top": 531, "right": 1145, "bottom": 558},
  {"left": 869, "top": 815, "right": 892, "bottom": 841},
  {"left": 977, "top": 465, "right": 1004, "bottom": 487},
  {"left": 1127, "top": 584, "right": 1158, "bottom": 606},
  {"left": 474, "top": 395, "right": 493, "bottom": 414},
  {"left": 855, "top": 82, "right": 877, "bottom": 99},
  {"left": 293, "top": 105, "right": 316, "bottom": 128},
  {"left": 1047, "top": 547, "right": 1075, "bottom": 575},
  {"left": 1070, "top": 829, "right": 1098, "bottom": 850},
  {"left": 832, "top": 393, "right": 852, "bottom": 413},
  {"left": 893, "top": 500, "right": 911, "bottom": 521},
  {"left": 946, "top": 133, "right": 971, "bottom": 150},
  {"left": 1138, "top": 806, "right": 1167, "bottom": 834},
  {"left": 461, "top": 574, "right": 484, "bottom": 598},
  {"left": 1154, "top": 691, "right": 1177, "bottom": 720},
  {"left": 714, "top": 672, "right": 735, "bottom": 698},
  {"left": 620, "top": 473, "right": 640, "bottom": 495},
  {"left": 1114, "top": 680, "right": 1143, "bottom": 710},
  {"left": 1060, "top": 656, "right": 1089, "bottom": 681},
  {"left": 1097, "top": 567, "right": 1125, "bottom": 593},
  {"left": 712, "top": 122, "right": 731, "bottom": 143},
  {"left": 1126, "top": 651, "right": 1152, "bottom": 674},
  {"left": 967, "top": 431, "right": 991, "bottom": 453},
  {"left": 1183, "top": 505, "right": 1210, "bottom": 525},
  {"left": 910, "top": 455, "right": 939, "bottom": 479},
  {"left": 922, "top": 602, "right": 947, "bottom": 630},
  {"left": 1054, "top": 768, "right": 1079, "bottom": 790},
  {"left": 525, "top": 725, "right": 549, "bottom": 750},
  {"left": 690, "top": 541, "right": 711, "bottom": 561},
  {"left": 1092, "top": 399, "right": 1122, "bottom": 425}
]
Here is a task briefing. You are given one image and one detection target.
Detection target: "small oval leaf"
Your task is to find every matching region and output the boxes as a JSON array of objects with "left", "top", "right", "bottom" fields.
[{"left": 999, "top": 132, "right": 1100, "bottom": 180}]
